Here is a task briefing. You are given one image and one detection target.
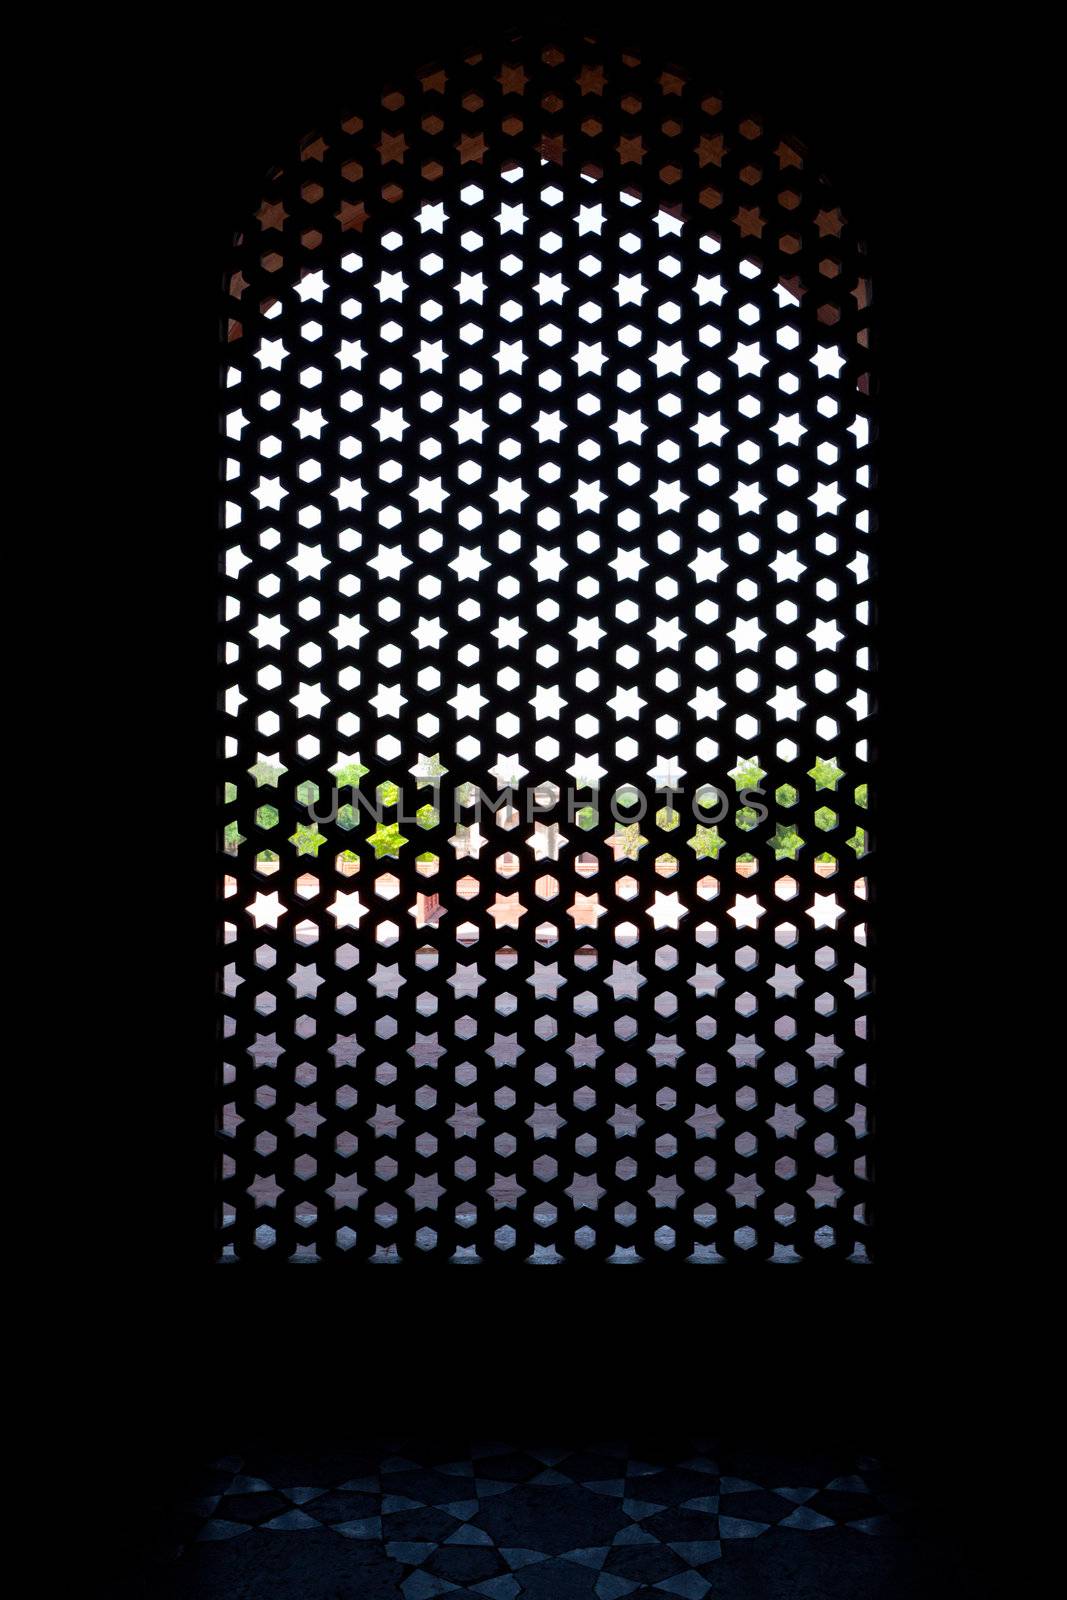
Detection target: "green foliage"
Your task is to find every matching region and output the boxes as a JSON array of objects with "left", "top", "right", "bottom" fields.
[
  {"left": 289, "top": 822, "right": 327, "bottom": 857},
  {"left": 809, "top": 757, "right": 844, "bottom": 791},
  {"left": 331, "top": 758, "right": 369, "bottom": 788},
  {"left": 223, "top": 755, "right": 875, "bottom": 880},
  {"left": 248, "top": 760, "right": 285, "bottom": 788},
  {"left": 612, "top": 823, "right": 647, "bottom": 859},
  {"left": 770, "top": 823, "right": 804, "bottom": 860},
  {"left": 367, "top": 821, "right": 408, "bottom": 859},
  {"left": 730, "top": 759, "right": 766, "bottom": 791},
  {"left": 688, "top": 824, "right": 724, "bottom": 859}
]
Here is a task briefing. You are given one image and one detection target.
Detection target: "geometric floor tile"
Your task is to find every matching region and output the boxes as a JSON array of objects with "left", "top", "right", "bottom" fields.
[{"left": 135, "top": 1438, "right": 949, "bottom": 1596}]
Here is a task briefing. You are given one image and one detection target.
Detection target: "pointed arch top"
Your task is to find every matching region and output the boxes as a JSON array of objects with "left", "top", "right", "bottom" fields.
[{"left": 225, "top": 32, "right": 872, "bottom": 393}]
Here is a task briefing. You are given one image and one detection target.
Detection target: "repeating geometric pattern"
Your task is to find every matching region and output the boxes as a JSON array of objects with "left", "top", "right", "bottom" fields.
[
  {"left": 219, "top": 34, "right": 875, "bottom": 1263},
  {"left": 150, "top": 1441, "right": 908, "bottom": 1596}
]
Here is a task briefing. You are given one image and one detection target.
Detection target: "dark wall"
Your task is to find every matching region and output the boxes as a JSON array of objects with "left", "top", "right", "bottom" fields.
[{"left": 80, "top": 9, "right": 1005, "bottom": 1539}]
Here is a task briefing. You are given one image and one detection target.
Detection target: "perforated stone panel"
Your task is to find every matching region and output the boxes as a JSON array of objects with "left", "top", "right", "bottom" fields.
[{"left": 219, "top": 35, "right": 875, "bottom": 1262}]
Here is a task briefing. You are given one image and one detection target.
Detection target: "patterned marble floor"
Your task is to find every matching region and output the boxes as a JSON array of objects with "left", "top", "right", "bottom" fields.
[{"left": 125, "top": 1438, "right": 976, "bottom": 1597}]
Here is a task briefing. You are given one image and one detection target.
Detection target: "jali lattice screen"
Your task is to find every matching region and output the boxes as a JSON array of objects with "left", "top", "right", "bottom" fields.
[{"left": 218, "top": 35, "right": 875, "bottom": 1262}]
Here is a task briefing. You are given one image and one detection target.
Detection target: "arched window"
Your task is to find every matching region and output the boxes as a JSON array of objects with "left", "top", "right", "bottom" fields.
[{"left": 218, "top": 37, "right": 874, "bottom": 1263}]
